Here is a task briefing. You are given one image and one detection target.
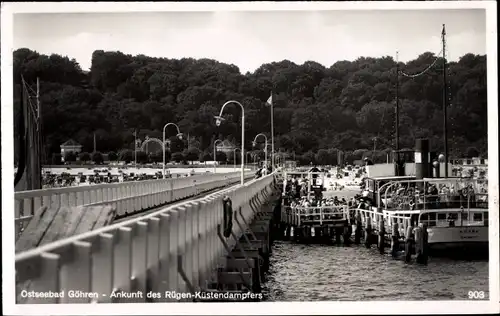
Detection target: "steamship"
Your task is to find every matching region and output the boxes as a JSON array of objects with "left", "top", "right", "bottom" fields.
[{"left": 360, "top": 140, "right": 489, "bottom": 253}]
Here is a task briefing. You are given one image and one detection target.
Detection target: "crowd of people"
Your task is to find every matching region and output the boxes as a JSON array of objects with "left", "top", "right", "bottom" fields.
[
  {"left": 384, "top": 181, "right": 488, "bottom": 210},
  {"left": 282, "top": 169, "right": 363, "bottom": 208},
  {"left": 254, "top": 164, "right": 273, "bottom": 179},
  {"left": 40, "top": 169, "right": 197, "bottom": 188},
  {"left": 288, "top": 195, "right": 356, "bottom": 209}
]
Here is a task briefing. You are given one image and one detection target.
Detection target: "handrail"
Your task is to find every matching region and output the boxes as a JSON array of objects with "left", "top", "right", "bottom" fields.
[
  {"left": 14, "top": 175, "right": 261, "bottom": 260},
  {"left": 16, "top": 171, "right": 250, "bottom": 197},
  {"left": 290, "top": 205, "right": 347, "bottom": 209},
  {"left": 14, "top": 171, "right": 256, "bottom": 237},
  {"left": 290, "top": 206, "right": 347, "bottom": 213}
]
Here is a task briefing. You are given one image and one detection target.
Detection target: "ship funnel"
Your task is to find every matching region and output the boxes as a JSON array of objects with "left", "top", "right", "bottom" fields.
[{"left": 415, "top": 139, "right": 430, "bottom": 180}]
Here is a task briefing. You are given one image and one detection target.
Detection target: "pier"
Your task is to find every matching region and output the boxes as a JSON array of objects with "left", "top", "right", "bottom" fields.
[
  {"left": 14, "top": 171, "right": 254, "bottom": 238},
  {"left": 13, "top": 157, "right": 490, "bottom": 304},
  {"left": 14, "top": 171, "right": 281, "bottom": 303}
]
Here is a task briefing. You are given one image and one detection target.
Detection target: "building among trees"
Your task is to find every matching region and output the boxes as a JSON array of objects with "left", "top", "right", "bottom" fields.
[
  {"left": 216, "top": 140, "right": 236, "bottom": 156},
  {"left": 60, "top": 139, "right": 82, "bottom": 162}
]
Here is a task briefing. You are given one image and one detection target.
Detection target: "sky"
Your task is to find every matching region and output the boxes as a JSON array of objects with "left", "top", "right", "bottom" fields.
[{"left": 13, "top": 9, "right": 486, "bottom": 73}]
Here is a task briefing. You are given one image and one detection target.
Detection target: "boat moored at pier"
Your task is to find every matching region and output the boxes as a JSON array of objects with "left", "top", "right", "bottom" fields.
[{"left": 356, "top": 177, "right": 489, "bottom": 255}]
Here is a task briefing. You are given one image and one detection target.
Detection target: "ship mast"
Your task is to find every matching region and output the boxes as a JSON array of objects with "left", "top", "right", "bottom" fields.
[
  {"left": 395, "top": 51, "right": 400, "bottom": 176},
  {"left": 442, "top": 24, "right": 449, "bottom": 177}
]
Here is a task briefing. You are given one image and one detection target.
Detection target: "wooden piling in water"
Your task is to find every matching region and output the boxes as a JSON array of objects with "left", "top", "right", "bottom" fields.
[
  {"left": 415, "top": 223, "right": 429, "bottom": 264},
  {"left": 354, "top": 212, "right": 362, "bottom": 244},
  {"left": 391, "top": 222, "right": 400, "bottom": 257},
  {"left": 335, "top": 227, "right": 342, "bottom": 244},
  {"left": 378, "top": 218, "right": 385, "bottom": 254},
  {"left": 343, "top": 221, "right": 352, "bottom": 245},
  {"left": 404, "top": 225, "right": 414, "bottom": 263},
  {"left": 364, "top": 217, "right": 373, "bottom": 248}
]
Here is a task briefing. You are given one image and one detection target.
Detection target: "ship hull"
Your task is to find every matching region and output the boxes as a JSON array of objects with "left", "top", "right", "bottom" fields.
[{"left": 427, "top": 226, "right": 489, "bottom": 257}]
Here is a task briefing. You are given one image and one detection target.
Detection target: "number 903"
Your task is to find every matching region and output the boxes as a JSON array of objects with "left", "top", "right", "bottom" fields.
[{"left": 468, "top": 291, "right": 485, "bottom": 299}]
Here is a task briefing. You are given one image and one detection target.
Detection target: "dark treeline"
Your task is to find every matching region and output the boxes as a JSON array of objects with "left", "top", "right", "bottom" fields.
[{"left": 13, "top": 48, "right": 487, "bottom": 165}]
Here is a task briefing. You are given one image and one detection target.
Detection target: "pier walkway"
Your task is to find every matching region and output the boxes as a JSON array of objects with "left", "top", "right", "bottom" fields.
[
  {"left": 15, "top": 171, "right": 254, "bottom": 236},
  {"left": 14, "top": 171, "right": 281, "bottom": 303}
]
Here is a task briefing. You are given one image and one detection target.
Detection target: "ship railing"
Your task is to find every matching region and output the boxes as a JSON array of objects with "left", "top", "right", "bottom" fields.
[
  {"left": 283, "top": 205, "right": 348, "bottom": 226},
  {"left": 357, "top": 204, "right": 489, "bottom": 238},
  {"left": 381, "top": 192, "right": 488, "bottom": 211},
  {"left": 379, "top": 178, "right": 488, "bottom": 206},
  {"left": 354, "top": 206, "right": 412, "bottom": 238}
]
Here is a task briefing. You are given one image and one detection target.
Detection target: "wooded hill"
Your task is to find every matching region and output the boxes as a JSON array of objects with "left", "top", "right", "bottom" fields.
[{"left": 13, "top": 48, "right": 487, "bottom": 165}]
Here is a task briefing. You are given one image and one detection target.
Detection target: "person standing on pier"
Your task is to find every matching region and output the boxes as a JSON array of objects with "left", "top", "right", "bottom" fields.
[
  {"left": 309, "top": 164, "right": 320, "bottom": 187},
  {"left": 255, "top": 167, "right": 262, "bottom": 179}
]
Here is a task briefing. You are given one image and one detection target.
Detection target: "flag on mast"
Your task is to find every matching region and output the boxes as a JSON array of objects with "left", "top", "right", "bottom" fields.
[{"left": 266, "top": 92, "right": 273, "bottom": 106}]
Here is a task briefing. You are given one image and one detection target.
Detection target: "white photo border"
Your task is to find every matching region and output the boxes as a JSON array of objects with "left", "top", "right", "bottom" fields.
[{"left": 1, "top": 1, "right": 498, "bottom": 315}]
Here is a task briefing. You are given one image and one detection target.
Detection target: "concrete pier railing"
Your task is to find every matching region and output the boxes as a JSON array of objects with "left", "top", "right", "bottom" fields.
[
  {"left": 15, "top": 171, "right": 255, "bottom": 236},
  {"left": 14, "top": 172, "right": 277, "bottom": 303}
]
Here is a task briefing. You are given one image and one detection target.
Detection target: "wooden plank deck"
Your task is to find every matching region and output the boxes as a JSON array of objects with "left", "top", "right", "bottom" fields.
[{"left": 16, "top": 205, "right": 116, "bottom": 253}]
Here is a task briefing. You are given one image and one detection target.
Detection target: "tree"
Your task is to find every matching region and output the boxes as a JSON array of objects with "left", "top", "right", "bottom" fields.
[
  {"left": 92, "top": 151, "right": 104, "bottom": 164},
  {"left": 301, "top": 151, "right": 316, "bottom": 165},
  {"left": 149, "top": 151, "right": 163, "bottom": 163},
  {"left": 52, "top": 153, "right": 62, "bottom": 165},
  {"left": 118, "top": 149, "right": 133, "bottom": 163},
  {"left": 215, "top": 151, "right": 227, "bottom": 163},
  {"left": 226, "top": 152, "right": 235, "bottom": 164},
  {"left": 13, "top": 48, "right": 486, "bottom": 164},
  {"left": 107, "top": 151, "right": 118, "bottom": 161},
  {"left": 201, "top": 152, "right": 211, "bottom": 162},
  {"left": 352, "top": 149, "right": 369, "bottom": 161},
  {"left": 184, "top": 147, "right": 201, "bottom": 163},
  {"left": 327, "top": 148, "right": 338, "bottom": 166},
  {"left": 136, "top": 151, "right": 148, "bottom": 164},
  {"left": 172, "top": 152, "right": 184, "bottom": 163},
  {"left": 79, "top": 151, "right": 91, "bottom": 162},
  {"left": 64, "top": 151, "right": 77, "bottom": 163},
  {"left": 315, "top": 149, "right": 330, "bottom": 165},
  {"left": 163, "top": 150, "right": 172, "bottom": 163},
  {"left": 466, "top": 146, "right": 480, "bottom": 158},
  {"left": 372, "top": 150, "right": 387, "bottom": 164}
]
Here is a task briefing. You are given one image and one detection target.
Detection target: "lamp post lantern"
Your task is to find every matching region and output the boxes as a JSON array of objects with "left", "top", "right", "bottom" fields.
[
  {"left": 215, "top": 100, "right": 245, "bottom": 185},
  {"left": 162, "top": 122, "right": 183, "bottom": 178},
  {"left": 252, "top": 133, "right": 268, "bottom": 170}
]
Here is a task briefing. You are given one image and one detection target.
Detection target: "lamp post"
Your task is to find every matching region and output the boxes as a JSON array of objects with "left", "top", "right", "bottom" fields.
[
  {"left": 215, "top": 100, "right": 245, "bottom": 185},
  {"left": 213, "top": 139, "right": 223, "bottom": 174},
  {"left": 252, "top": 133, "right": 268, "bottom": 170},
  {"left": 162, "top": 123, "right": 183, "bottom": 178},
  {"left": 271, "top": 105, "right": 275, "bottom": 171}
]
